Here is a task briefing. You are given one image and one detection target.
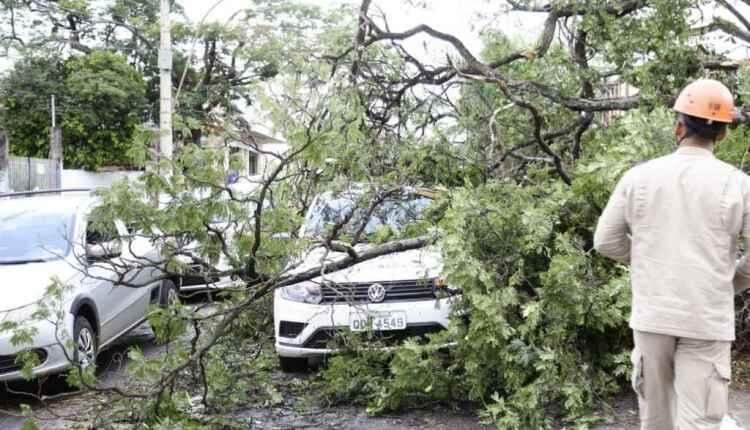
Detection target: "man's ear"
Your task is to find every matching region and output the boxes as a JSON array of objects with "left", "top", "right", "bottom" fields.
[{"left": 674, "top": 120, "right": 685, "bottom": 140}]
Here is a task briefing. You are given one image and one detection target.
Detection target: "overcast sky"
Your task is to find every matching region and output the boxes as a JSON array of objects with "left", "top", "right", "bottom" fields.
[
  {"left": 0, "top": 1, "right": 746, "bottom": 69},
  {"left": 183, "top": 0, "right": 548, "bottom": 60}
]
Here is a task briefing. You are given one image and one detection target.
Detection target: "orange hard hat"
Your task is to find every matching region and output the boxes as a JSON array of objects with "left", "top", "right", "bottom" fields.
[{"left": 673, "top": 79, "right": 735, "bottom": 123}]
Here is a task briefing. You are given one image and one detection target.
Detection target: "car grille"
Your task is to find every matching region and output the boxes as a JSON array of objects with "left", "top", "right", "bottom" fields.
[
  {"left": 302, "top": 324, "right": 445, "bottom": 349},
  {"left": 0, "top": 349, "right": 48, "bottom": 374},
  {"left": 320, "top": 279, "right": 438, "bottom": 304}
]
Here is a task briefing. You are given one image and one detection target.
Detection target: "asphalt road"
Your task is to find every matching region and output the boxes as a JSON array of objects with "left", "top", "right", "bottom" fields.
[
  {"left": 0, "top": 322, "right": 160, "bottom": 430},
  {"left": 1, "top": 316, "right": 749, "bottom": 430},
  {"left": 0, "top": 413, "right": 24, "bottom": 429}
]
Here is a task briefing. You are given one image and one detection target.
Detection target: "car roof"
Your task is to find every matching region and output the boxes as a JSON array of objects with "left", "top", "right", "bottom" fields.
[{"left": 1, "top": 193, "right": 96, "bottom": 214}]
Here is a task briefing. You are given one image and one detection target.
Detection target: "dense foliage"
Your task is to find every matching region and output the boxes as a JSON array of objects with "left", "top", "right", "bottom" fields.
[
  {"left": 317, "top": 105, "right": 750, "bottom": 428},
  {"left": 317, "top": 108, "right": 651, "bottom": 426},
  {"left": 0, "top": 51, "right": 147, "bottom": 169}
]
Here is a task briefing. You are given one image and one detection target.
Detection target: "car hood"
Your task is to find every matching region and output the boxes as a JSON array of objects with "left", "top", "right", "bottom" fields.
[
  {"left": 289, "top": 244, "right": 443, "bottom": 284},
  {"left": 0, "top": 260, "right": 76, "bottom": 311}
]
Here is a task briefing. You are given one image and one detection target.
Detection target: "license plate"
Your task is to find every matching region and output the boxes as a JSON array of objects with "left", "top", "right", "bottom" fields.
[{"left": 349, "top": 311, "right": 407, "bottom": 332}]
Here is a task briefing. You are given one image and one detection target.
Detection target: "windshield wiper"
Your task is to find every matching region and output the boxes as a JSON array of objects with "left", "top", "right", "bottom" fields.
[{"left": 0, "top": 259, "right": 49, "bottom": 265}]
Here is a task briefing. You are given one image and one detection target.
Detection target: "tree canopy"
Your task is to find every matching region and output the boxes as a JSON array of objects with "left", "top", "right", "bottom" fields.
[{"left": 0, "top": 50, "right": 147, "bottom": 169}]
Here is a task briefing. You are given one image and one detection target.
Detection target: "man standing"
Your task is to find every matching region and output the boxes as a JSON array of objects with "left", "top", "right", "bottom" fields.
[{"left": 594, "top": 79, "right": 750, "bottom": 429}]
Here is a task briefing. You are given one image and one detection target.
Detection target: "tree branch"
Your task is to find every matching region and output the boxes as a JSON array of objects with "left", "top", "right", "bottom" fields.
[{"left": 717, "top": 0, "right": 750, "bottom": 32}]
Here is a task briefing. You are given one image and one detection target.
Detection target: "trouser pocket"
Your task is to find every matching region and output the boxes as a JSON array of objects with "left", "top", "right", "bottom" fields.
[
  {"left": 705, "top": 362, "right": 731, "bottom": 420},
  {"left": 631, "top": 348, "right": 645, "bottom": 399}
]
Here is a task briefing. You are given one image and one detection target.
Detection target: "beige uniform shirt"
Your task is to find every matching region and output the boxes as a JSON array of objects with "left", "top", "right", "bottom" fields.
[{"left": 594, "top": 145, "right": 750, "bottom": 341}]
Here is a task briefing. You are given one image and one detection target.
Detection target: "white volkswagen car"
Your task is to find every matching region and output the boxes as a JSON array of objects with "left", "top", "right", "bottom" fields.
[
  {"left": 0, "top": 190, "right": 171, "bottom": 382},
  {"left": 274, "top": 188, "right": 459, "bottom": 371}
]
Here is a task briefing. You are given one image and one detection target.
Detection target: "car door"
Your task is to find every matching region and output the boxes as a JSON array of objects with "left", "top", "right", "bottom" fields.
[
  {"left": 82, "top": 215, "right": 151, "bottom": 345},
  {"left": 116, "top": 220, "right": 161, "bottom": 318}
]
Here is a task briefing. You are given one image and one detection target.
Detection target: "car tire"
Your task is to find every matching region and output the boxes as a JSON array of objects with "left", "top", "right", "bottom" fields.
[
  {"left": 73, "top": 316, "right": 97, "bottom": 371},
  {"left": 159, "top": 280, "right": 179, "bottom": 307},
  {"left": 279, "top": 356, "right": 308, "bottom": 373}
]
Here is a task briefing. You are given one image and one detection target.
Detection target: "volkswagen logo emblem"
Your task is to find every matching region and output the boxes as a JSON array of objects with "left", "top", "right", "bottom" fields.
[{"left": 367, "top": 283, "right": 386, "bottom": 303}]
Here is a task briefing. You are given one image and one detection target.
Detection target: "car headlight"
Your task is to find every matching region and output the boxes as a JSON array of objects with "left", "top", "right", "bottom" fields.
[{"left": 279, "top": 282, "right": 323, "bottom": 304}]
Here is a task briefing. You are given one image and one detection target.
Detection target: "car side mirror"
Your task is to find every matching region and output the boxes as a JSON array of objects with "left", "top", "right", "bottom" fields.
[{"left": 86, "top": 240, "right": 122, "bottom": 263}]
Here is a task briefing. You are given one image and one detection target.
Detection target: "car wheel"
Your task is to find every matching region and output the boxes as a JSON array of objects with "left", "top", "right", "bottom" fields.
[
  {"left": 279, "top": 356, "right": 308, "bottom": 373},
  {"left": 73, "top": 316, "right": 97, "bottom": 370},
  {"left": 160, "top": 280, "right": 179, "bottom": 307}
]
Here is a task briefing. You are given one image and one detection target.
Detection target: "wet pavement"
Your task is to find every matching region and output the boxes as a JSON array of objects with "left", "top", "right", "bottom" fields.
[
  {"left": 590, "top": 390, "right": 750, "bottom": 430},
  {"left": 1, "top": 319, "right": 748, "bottom": 429},
  {"left": 234, "top": 405, "right": 491, "bottom": 430},
  {"left": 0, "top": 322, "right": 162, "bottom": 430},
  {"left": 0, "top": 413, "right": 24, "bottom": 429}
]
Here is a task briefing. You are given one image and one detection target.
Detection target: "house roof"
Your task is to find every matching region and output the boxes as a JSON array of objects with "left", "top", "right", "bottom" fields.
[{"left": 241, "top": 129, "right": 285, "bottom": 145}]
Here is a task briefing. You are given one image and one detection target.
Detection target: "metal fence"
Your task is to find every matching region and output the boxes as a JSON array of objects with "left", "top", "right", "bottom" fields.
[{"left": 8, "top": 156, "right": 61, "bottom": 191}]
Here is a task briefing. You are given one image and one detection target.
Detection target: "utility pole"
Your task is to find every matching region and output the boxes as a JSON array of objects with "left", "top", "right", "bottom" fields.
[
  {"left": 49, "top": 95, "right": 63, "bottom": 188},
  {"left": 159, "top": 0, "right": 173, "bottom": 162}
]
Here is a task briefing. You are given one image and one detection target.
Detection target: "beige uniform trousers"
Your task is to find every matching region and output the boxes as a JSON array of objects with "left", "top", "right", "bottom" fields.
[{"left": 632, "top": 330, "right": 732, "bottom": 430}]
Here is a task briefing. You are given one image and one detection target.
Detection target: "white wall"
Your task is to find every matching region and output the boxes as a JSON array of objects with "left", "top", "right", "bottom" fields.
[
  {"left": 62, "top": 169, "right": 143, "bottom": 189},
  {"left": 0, "top": 170, "right": 8, "bottom": 193}
]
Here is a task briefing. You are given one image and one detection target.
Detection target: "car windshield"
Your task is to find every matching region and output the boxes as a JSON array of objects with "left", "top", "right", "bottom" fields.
[
  {"left": 303, "top": 192, "right": 431, "bottom": 239},
  {"left": 0, "top": 205, "right": 75, "bottom": 264}
]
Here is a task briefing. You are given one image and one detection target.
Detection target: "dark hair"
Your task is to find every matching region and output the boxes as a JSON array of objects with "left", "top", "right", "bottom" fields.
[{"left": 679, "top": 113, "right": 727, "bottom": 141}]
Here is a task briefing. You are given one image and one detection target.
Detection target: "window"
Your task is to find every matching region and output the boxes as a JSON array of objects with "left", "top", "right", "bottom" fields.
[
  {"left": 248, "top": 152, "right": 258, "bottom": 176},
  {"left": 228, "top": 146, "right": 258, "bottom": 176}
]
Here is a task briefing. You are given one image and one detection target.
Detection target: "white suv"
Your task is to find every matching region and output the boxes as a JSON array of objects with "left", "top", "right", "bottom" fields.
[
  {"left": 0, "top": 190, "right": 171, "bottom": 381},
  {"left": 273, "top": 189, "right": 459, "bottom": 371}
]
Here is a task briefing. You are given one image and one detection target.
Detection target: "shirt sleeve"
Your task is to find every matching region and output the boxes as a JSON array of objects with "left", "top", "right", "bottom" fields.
[
  {"left": 733, "top": 175, "right": 750, "bottom": 295},
  {"left": 594, "top": 171, "right": 632, "bottom": 265}
]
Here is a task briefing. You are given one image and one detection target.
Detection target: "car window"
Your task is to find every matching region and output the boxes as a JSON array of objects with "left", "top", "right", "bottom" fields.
[
  {"left": 86, "top": 220, "right": 118, "bottom": 245},
  {"left": 303, "top": 192, "right": 431, "bottom": 240},
  {"left": 0, "top": 206, "right": 75, "bottom": 264}
]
